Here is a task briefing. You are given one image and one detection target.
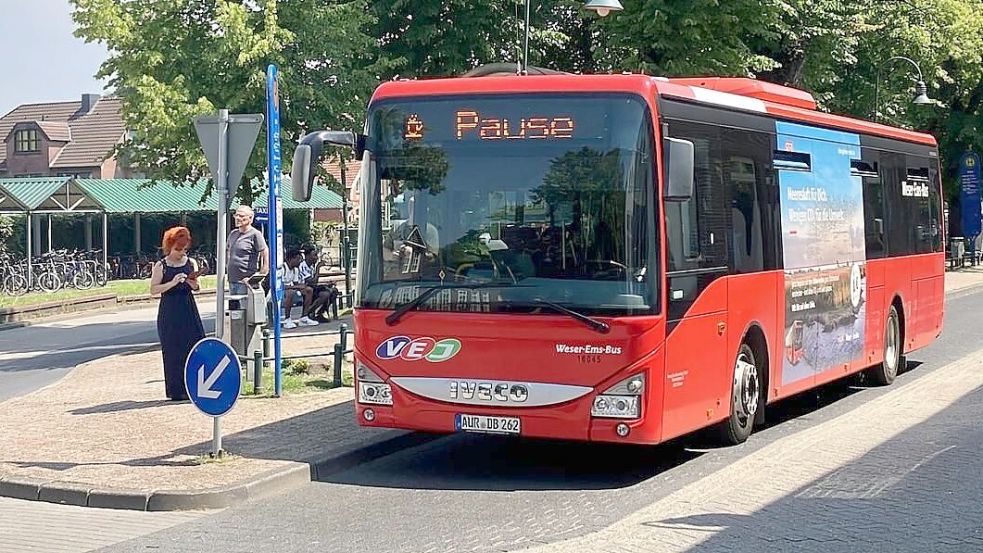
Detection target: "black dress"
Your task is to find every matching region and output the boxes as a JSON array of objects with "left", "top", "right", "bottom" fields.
[{"left": 157, "top": 259, "right": 205, "bottom": 400}]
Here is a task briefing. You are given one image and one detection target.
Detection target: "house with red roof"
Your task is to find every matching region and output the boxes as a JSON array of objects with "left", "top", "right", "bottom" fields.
[{"left": 0, "top": 94, "right": 132, "bottom": 179}]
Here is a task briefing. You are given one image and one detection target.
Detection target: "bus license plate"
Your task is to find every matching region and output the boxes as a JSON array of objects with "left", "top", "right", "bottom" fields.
[{"left": 455, "top": 414, "right": 521, "bottom": 435}]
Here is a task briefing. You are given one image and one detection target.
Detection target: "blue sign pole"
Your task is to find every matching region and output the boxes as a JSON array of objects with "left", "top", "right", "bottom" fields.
[
  {"left": 959, "top": 152, "right": 982, "bottom": 258},
  {"left": 266, "top": 64, "right": 285, "bottom": 396}
]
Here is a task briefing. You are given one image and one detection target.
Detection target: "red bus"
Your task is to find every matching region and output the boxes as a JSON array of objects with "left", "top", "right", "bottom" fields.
[{"left": 292, "top": 67, "right": 944, "bottom": 445}]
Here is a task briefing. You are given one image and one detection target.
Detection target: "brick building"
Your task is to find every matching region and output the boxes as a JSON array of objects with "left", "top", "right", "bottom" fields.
[{"left": 0, "top": 94, "right": 131, "bottom": 179}]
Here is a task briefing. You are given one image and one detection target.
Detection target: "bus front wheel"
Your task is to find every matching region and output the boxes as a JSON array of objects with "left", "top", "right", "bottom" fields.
[{"left": 720, "top": 342, "right": 760, "bottom": 445}]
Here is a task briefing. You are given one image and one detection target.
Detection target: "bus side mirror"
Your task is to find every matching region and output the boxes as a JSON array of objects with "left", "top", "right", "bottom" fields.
[
  {"left": 291, "top": 130, "right": 365, "bottom": 202},
  {"left": 663, "top": 137, "right": 694, "bottom": 201}
]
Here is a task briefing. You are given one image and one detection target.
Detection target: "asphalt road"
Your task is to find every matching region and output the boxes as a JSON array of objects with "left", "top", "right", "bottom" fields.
[
  {"left": 96, "top": 286, "right": 983, "bottom": 553},
  {"left": 0, "top": 301, "right": 217, "bottom": 402}
]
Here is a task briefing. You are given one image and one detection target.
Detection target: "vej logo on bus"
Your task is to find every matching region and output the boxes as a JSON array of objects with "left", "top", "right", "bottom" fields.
[{"left": 376, "top": 336, "right": 462, "bottom": 363}]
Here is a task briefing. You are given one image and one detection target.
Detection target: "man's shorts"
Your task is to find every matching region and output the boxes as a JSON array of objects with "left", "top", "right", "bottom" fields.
[{"left": 286, "top": 289, "right": 304, "bottom": 307}]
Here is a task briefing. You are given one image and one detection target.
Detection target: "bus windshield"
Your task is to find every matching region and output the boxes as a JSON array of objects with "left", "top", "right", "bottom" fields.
[{"left": 358, "top": 93, "right": 657, "bottom": 316}]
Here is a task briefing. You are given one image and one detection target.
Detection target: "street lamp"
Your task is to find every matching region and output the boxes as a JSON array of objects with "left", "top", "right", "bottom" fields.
[
  {"left": 521, "top": 0, "right": 623, "bottom": 74},
  {"left": 873, "top": 55, "right": 934, "bottom": 123},
  {"left": 584, "top": 0, "right": 624, "bottom": 17}
]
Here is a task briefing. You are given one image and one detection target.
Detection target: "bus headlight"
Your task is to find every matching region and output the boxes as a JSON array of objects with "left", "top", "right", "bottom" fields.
[
  {"left": 591, "top": 395, "right": 639, "bottom": 418},
  {"left": 357, "top": 362, "right": 393, "bottom": 406},
  {"left": 591, "top": 373, "right": 644, "bottom": 419},
  {"left": 359, "top": 382, "right": 393, "bottom": 405}
]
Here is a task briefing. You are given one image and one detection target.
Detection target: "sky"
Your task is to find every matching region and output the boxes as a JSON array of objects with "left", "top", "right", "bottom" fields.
[{"left": 0, "top": 0, "right": 110, "bottom": 116}]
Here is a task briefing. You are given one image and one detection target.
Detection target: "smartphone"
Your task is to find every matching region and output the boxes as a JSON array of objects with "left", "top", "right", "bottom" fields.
[{"left": 187, "top": 271, "right": 200, "bottom": 280}]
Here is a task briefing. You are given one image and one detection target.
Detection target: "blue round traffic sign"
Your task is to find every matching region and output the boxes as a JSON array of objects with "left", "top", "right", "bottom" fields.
[{"left": 184, "top": 337, "right": 242, "bottom": 417}]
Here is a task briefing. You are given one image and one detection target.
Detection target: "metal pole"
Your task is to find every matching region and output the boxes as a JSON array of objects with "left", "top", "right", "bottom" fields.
[
  {"left": 26, "top": 212, "right": 32, "bottom": 285},
  {"left": 333, "top": 343, "right": 343, "bottom": 387},
  {"left": 215, "top": 109, "right": 230, "bottom": 341},
  {"left": 212, "top": 416, "right": 222, "bottom": 457},
  {"left": 339, "top": 323, "right": 349, "bottom": 354},
  {"left": 253, "top": 349, "right": 264, "bottom": 394},
  {"left": 47, "top": 215, "right": 52, "bottom": 253},
  {"left": 134, "top": 213, "right": 141, "bottom": 255},
  {"left": 340, "top": 159, "right": 352, "bottom": 308},
  {"left": 102, "top": 212, "right": 108, "bottom": 280},
  {"left": 523, "top": 0, "right": 530, "bottom": 75},
  {"left": 85, "top": 215, "right": 93, "bottom": 250},
  {"left": 32, "top": 214, "right": 41, "bottom": 255}
]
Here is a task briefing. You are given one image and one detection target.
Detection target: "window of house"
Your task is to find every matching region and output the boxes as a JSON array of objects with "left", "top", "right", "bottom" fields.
[{"left": 14, "top": 129, "right": 40, "bottom": 153}]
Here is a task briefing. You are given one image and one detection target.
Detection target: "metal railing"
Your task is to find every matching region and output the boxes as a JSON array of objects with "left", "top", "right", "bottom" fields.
[{"left": 238, "top": 323, "right": 354, "bottom": 395}]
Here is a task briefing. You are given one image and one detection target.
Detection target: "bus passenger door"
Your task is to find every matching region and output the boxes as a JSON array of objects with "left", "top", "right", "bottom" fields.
[{"left": 661, "top": 121, "right": 732, "bottom": 441}]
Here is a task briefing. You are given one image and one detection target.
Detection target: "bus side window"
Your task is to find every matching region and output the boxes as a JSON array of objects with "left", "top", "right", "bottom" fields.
[
  {"left": 856, "top": 155, "right": 887, "bottom": 259},
  {"left": 880, "top": 152, "right": 910, "bottom": 256},
  {"left": 721, "top": 127, "right": 772, "bottom": 273},
  {"left": 907, "top": 161, "right": 935, "bottom": 254}
]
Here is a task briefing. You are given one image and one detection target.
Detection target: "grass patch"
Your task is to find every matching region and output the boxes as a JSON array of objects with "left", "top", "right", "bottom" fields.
[
  {"left": 241, "top": 360, "right": 353, "bottom": 397},
  {"left": 0, "top": 275, "right": 218, "bottom": 309}
]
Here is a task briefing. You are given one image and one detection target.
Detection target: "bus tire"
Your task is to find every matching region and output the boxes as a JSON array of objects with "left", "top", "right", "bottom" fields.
[
  {"left": 867, "top": 304, "right": 901, "bottom": 386},
  {"left": 719, "top": 342, "right": 761, "bottom": 445}
]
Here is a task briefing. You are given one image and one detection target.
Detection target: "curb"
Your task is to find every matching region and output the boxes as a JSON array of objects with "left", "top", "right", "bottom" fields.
[
  {"left": 0, "top": 431, "right": 438, "bottom": 512},
  {"left": 0, "top": 290, "right": 218, "bottom": 332}
]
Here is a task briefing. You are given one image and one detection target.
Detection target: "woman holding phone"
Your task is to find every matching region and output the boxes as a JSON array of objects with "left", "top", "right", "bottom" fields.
[{"left": 150, "top": 226, "right": 205, "bottom": 401}]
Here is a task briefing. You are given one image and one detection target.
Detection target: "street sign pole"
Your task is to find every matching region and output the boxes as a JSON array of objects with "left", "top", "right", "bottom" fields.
[
  {"left": 185, "top": 337, "right": 243, "bottom": 458},
  {"left": 266, "top": 64, "right": 285, "bottom": 397},
  {"left": 194, "top": 110, "right": 263, "bottom": 453},
  {"left": 214, "top": 109, "right": 229, "bottom": 341}
]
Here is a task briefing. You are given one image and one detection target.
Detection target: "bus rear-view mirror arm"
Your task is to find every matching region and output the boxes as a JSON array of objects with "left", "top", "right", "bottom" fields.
[
  {"left": 291, "top": 130, "right": 366, "bottom": 202},
  {"left": 663, "top": 137, "right": 695, "bottom": 201}
]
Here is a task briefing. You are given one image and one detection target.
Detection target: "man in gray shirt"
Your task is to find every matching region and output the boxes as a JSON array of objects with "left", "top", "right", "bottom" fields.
[{"left": 227, "top": 205, "right": 270, "bottom": 295}]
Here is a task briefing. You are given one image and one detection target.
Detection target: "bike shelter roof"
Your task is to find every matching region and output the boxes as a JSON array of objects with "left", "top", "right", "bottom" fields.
[
  {"left": 0, "top": 177, "right": 343, "bottom": 215},
  {"left": 75, "top": 178, "right": 343, "bottom": 213},
  {"left": 0, "top": 177, "right": 104, "bottom": 214}
]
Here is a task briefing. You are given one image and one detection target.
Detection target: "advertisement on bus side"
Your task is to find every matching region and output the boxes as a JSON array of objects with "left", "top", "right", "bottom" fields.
[{"left": 776, "top": 122, "right": 867, "bottom": 385}]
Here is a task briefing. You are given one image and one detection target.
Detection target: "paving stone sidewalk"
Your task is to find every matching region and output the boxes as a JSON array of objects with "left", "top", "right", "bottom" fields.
[
  {"left": 0, "top": 330, "right": 415, "bottom": 511},
  {"left": 522, "top": 346, "right": 983, "bottom": 553},
  {"left": 943, "top": 264, "right": 983, "bottom": 294}
]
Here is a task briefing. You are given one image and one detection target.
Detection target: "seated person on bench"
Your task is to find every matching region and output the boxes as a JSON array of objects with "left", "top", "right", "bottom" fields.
[{"left": 300, "top": 247, "right": 340, "bottom": 322}]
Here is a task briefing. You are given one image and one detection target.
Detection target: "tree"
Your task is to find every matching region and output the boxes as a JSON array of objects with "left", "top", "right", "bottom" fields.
[
  {"left": 71, "top": 0, "right": 391, "bottom": 201},
  {"left": 596, "top": 0, "right": 784, "bottom": 76}
]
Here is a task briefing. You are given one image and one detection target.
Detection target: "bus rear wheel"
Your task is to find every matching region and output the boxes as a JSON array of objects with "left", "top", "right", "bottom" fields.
[
  {"left": 867, "top": 304, "right": 901, "bottom": 386},
  {"left": 720, "top": 342, "right": 760, "bottom": 445}
]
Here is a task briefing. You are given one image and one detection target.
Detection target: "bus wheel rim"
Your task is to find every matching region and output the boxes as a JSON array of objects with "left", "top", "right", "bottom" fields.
[
  {"left": 886, "top": 314, "right": 899, "bottom": 373},
  {"left": 734, "top": 352, "right": 758, "bottom": 424}
]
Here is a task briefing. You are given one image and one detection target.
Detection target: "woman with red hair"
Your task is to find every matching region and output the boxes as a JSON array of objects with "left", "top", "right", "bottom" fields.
[{"left": 150, "top": 226, "right": 205, "bottom": 401}]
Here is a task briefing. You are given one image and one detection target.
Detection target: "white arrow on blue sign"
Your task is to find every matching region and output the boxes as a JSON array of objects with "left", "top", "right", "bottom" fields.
[{"left": 184, "top": 337, "right": 242, "bottom": 417}]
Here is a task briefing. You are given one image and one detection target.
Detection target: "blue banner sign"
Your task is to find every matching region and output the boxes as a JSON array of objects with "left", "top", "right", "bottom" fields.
[
  {"left": 959, "top": 152, "right": 981, "bottom": 238},
  {"left": 266, "top": 64, "right": 284, "bottom": 395}
]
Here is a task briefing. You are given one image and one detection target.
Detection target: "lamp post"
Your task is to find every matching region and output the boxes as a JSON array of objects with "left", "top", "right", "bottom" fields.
[
  {"left": 873, "top": 55, "right": 934, "bottom": 123},
  {"left": 520, "top": 0, "right": 623, "bottom": 74}
]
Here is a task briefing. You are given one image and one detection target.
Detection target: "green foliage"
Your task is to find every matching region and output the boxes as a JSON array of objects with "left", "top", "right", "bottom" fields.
[
  {"left": 71, "top": 0, "right": 983, "bottom": 205},
  {"left": 70, "top": 0, "right": 392, "bottom": 202}
]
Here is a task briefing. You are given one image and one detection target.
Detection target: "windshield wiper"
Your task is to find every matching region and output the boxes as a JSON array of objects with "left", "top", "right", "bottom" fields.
[
  {"left": 385, "top": 282, "right": 529, "bottom": 326},
  {"left": 531, "top": 299, "right": 610, "bottom": 334}
]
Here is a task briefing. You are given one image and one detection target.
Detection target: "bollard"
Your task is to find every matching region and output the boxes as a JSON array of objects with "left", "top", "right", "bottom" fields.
[
  {"left": 333, "top": 342, "right": 344, "bottom": 388},
  {"left": 262, "top": 329, "right": 271, "bottom": 369},
  {"left": 253, "top": 350, "right": 263, "bottom": 394},
  {"left": 339, "top": 323, "right": 348, "bottom": 354}
]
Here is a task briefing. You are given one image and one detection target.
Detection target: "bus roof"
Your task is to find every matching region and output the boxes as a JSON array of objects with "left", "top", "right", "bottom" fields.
[{"left": 371, "top": 73, "right": 937, "bottom": 148}]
